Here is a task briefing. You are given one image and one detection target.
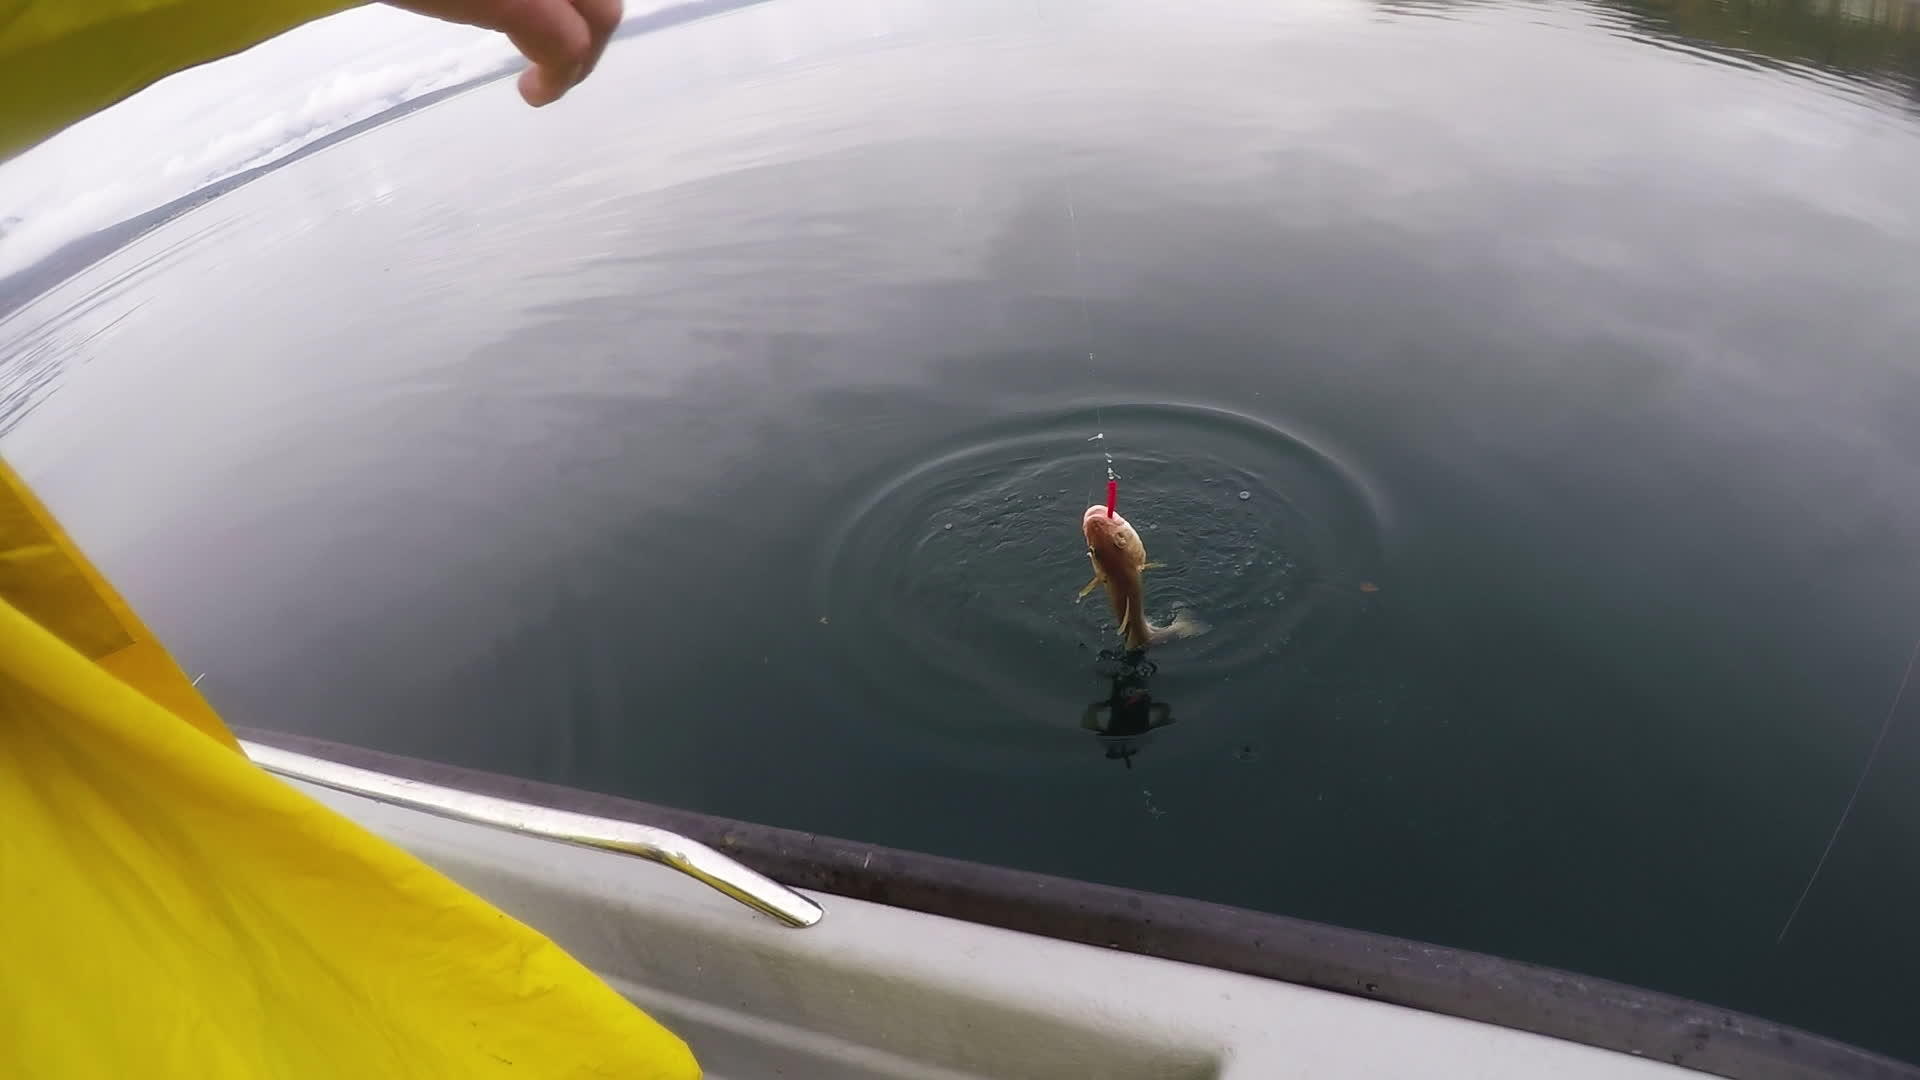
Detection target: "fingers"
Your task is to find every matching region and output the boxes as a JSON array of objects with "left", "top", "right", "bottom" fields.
[
  {"left": 516, "top": 63, "right": 572, "bottom": 108},
  {"left": 515, "top": 0, "right": 620, "bottom": 105},
  {"left": 496, "top": 0, "right": 584, "bottom": 106},
  {"left": 574, "top": 0, "right": 623, "bottom": 80},
  {"left": 385, "top": 0, "right": 622, "bottom": 108}
]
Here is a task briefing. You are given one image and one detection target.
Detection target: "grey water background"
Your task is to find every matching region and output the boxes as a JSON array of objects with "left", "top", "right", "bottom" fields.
[{"left": 4, "top": 0, "right": 1919, "bottom": 1061}]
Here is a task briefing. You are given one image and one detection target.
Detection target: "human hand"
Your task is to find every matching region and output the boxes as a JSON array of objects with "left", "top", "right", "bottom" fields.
[{"left": 383, "top": 0, "right": 623, "bottom": 107}]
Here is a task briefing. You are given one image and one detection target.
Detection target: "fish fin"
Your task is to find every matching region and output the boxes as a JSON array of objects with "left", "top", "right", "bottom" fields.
[
  {"left": 1142, "top": 562, "right": 1166, "bottom": 572},
  {"left": 1076, "top": 575, "right": 1102, "bottom": 602}
]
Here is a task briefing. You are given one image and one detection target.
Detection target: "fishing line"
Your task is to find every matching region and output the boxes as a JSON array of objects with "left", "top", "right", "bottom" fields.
[
  {"left": 1775, "top": 633, "right": 1920, "bottom": 944},
  {"left": 1066, "top": 189, "right": 1118, "bottom": 515}
]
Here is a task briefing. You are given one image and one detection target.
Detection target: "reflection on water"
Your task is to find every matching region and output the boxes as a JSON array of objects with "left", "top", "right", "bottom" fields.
[
  {"left": 1384, "top": 0, "right": 1920, "bottom": 91},
  {"left": 1608, "top": 0, "right": 1920, "bottom": 101},
  {"left": 4, "top": 0, "right": 1920, "bottom": 1064},
  {"left": 1082, "top": 650, "right": 1176, "bottom": 767}
]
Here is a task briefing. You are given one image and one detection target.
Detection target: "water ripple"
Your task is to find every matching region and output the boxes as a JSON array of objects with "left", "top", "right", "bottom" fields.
[{"left": 812, "top": 403, "right": 1386, "bottom": 758}]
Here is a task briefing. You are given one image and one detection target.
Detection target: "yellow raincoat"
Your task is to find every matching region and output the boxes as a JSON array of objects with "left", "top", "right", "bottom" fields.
[
  {"left": 1, "top": 6, "right": 700, "bottom": 1078},
  {"left": 2, "top": 0, "right": 358, "bottom": 161}
]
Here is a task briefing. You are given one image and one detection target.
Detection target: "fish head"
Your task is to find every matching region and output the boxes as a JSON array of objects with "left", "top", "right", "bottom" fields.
[{"left": 1082, "top": 504, "right": 1146, "bottom": 581}]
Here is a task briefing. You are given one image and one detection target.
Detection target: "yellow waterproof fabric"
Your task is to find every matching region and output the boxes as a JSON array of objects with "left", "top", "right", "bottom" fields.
[
  {"left": 5, "top": 9, "right": 699, "bottom": 1077},
  {"left": 0, "top": 457, "right": 700, "bottom": 1078},
  {"left": 0, "top": 463, "right": 234, "bottom": 747},
  {"left": 1, "top": 0, "right": 362, "bottom": 161}
]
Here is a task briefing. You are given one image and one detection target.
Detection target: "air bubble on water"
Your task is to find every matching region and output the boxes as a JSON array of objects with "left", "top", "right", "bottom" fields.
[
  {"left": 1238, "top": 490, "right": 1252, "bottom": 501},
  {"left": 944, "top": 523, "right": 954, "bottom": 530}
]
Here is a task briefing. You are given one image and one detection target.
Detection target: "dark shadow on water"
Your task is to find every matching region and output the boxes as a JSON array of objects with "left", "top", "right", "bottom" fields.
[{"left": 1082, "top": 649, "right": 1177, "bottom": 767}]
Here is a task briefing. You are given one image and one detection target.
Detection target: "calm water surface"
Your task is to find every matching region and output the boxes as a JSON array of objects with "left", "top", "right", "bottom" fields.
[{"left": 5, "top": 0, "right": 1920, "bottom": 1061}]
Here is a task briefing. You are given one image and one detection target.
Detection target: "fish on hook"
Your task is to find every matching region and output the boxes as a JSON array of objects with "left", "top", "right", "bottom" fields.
[{"left": 1078, "top": 504, "right": 1207, "bottom": 651}]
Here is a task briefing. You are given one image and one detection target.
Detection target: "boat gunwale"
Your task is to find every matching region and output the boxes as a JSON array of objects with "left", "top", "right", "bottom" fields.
[{"left": 236, "top": 726, "right": 1919, "bottom": 1080}]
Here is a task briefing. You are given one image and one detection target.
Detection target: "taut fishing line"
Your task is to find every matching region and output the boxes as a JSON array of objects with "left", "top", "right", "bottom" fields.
[
  {"left": 1065, "top": 188, "right": 1118, "bottom": 516},
  {"left": 1775, "top": 633, "right": 1920, "bottom": 944}
]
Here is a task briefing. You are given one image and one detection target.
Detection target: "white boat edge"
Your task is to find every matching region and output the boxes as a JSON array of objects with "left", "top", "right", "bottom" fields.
[{"left": 238, "top": 728, "right": 1918, "bottom": 1080}]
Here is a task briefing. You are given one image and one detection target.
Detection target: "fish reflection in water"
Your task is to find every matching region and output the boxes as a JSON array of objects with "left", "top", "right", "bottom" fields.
[{"left": 1082, "top": 650, "right": 1176, "bottom": 767}]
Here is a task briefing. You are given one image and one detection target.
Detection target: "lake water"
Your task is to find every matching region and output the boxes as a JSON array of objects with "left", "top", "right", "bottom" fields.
[{"left": 3, "top": 0, "right": 1918, "bottom": 1062}]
